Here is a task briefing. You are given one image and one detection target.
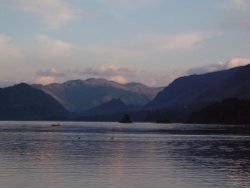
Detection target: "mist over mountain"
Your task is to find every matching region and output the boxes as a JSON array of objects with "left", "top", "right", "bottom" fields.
[
  {"left": 0, "top": 83, "right": 68, "bottom": 120},
  {"left": 34, "top": 78, "right": 162, "bottom": 113}
]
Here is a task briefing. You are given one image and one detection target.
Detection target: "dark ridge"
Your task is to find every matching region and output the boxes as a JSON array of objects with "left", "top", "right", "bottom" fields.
[
  {"left": 187, "top": 98, "right": 250, "bottom": 125},
  {"left": 0, "top": 83, "right": 68, "bottom": 120},
  {"left": 146, "top": 64, "right": 250, "bottom": 122}
]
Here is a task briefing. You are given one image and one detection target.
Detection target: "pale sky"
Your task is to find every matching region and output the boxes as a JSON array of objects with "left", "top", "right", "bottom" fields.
[{"left": 0, "top": 0, "right": 249, "bottom": 87}]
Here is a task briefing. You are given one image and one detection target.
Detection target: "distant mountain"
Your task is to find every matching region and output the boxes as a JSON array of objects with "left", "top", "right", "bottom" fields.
[
  {"left": 147, "top": 64, "right": 250, "bottom": 121},
  {"left": 83, "top": 98, "right": 138, "bottom": 116},
  {"left": 187, "top": 98, "right": 250, "bottom": 125},
  {"left": 34, "top": 78, "right": 162, "bottom": 113},
  {"left": 0, "top": 83, "right": 68, "bottom": 120}
]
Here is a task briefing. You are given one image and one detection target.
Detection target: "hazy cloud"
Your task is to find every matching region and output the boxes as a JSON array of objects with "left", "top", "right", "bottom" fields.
[
  {"left": 0, "top": 34, "right": 23, "bottom": 63},
  {"left": 36, "top": 68, "right": 66, "bottom": 77},
  {"left": 187, "top": 58, "right": 250, "bottom": 75},
  {"left": 110, "top": 75, "right": 128, "bottom": 84},
  {"left": 36, "top": 35, "right": 73, "bottom": 58},
  {"left": 146, "top": 33, "right": 207, "bottom": 51},
  {"left": 86, "top": 33, "right": 210, "bottom": 63},
  {"left": 76, "top": 64, "right": 138, "bottom": 77},
  {"left": 97, "top": 0, "right": 159, "bottom": 8},
  {"left": 32, "top": 65, "right": 139, "bottom": 85},
  {"left": 33, "top": 68, "right": 66, "bottom": 85},
  {"left": 227, "top": 58, "right": 250, "bottom": 68},
  {"left": 86, "top": 47, "right": 140, "bottom": 62},
  {"left": 0, "top": 78, "right": 19, "bottom": 88},
  {"left": 71, "top": 64, "right": 139, "bottom": 84},
  {"left": 3, "top": 0, "right": 81, "bottom": 29},
  {"left": 33, "top": 76, "right": 56, "bottom": 85}
]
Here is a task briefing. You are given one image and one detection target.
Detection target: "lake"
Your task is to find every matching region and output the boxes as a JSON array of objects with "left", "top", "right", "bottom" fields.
[{"left": 0, "top": 121, "right": 250, "bottom": 188}]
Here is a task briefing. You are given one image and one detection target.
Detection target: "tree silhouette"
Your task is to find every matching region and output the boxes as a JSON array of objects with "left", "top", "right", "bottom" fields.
[{"left": 119, "top": 114, "right": 132, "bottom": 123}]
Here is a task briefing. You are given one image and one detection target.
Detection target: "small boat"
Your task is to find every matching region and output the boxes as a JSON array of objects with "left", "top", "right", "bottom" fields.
[{"left": 51, "top": 123, "right": 60, "bottom": 127}]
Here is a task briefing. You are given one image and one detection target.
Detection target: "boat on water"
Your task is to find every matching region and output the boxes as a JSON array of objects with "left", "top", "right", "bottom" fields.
[{"left": 50, "top": 123, "right": 60, "bottom": 127}]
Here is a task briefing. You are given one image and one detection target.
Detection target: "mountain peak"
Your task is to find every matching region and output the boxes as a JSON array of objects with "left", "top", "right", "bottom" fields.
[
  {"left": 63, "top": 78, "right": 119, "bottom": 87},
  {"left": 84, "top": 78, "right": 117, "bottom": 86},
  {"left": 83, "top": 98, "right": 131, "bottom": 116},
  {"left": 6, "top": 83, "right": 34, "bottom": 92},
  {"left": 35, "top": 78, "right": 161, "bottom": 113},
  {"left": 125, "top": 82, "right": 145, "bottom": 87},
  {"left": 0, "top": 83, "right": 68, "bottom": 120},
  {"left": 85, "top": 78, "right": 108, "bottom": 82},
  {"left": 13, "top": 83, "right": 30, "bottom": 88},
  {"left": 63, "top": 79, "right": 84, "bottom": 86}
]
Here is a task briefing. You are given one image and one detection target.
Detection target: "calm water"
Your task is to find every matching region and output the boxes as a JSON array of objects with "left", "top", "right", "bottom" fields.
[{"left": 0, "top": 122, "right": 250, "bottom": 188}]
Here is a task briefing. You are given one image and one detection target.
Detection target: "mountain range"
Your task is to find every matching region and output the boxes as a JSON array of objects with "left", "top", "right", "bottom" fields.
[
  {"left": 0, "top": 64, "right": 250, "bottom": 122},
  {"left": 33, "top": 78, "right": 162, "bottom": 113}
]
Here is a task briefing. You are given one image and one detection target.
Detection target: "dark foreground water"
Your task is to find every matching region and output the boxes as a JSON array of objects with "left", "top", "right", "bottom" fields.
[{"left": 0, "top": 122, "right": 250, "bottom": 188}]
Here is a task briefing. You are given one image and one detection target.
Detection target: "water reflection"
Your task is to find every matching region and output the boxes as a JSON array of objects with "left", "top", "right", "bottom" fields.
[
  {"left": 0, "top": 122, "right": 250, "bottom": 188},
  {"left": 157, "top": 137, "right": 250, "bottom": 187}
]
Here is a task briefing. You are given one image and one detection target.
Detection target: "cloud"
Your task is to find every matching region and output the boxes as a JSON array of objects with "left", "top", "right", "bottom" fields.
[
  {"left": 72, "top": 64, "right": 140, "bottom": 84},
  {"left": 36, "top": 35, "right": 73, "bottom": 58},
  {"left": 0, "top": 34, "right": 23, "bottom": 63},
  {"left": 36, "top": 68, "right": 66, "bottom": 77},
  {"left": 33, "top": 64, "right": 139, "bottom": 85},
  {"left": 33, "top": 68, "right": 66, "bottom": 85},
  {"left": 0, "top": 78, "right": 19, "bottom": 88},
  {"left": 146, "top": 33, "right": 207, "bottom": 51},
  {"left": 187, "top": 58, "right": 250, "bottom": 75},
  {"left": 86, "top": 47, "right": 140, "bottom": 61},
  {"left": 97, "top": 0, "right": 159, "bottom": 8},
  {"left": 4, "top": 0, "right": 80, "bottom": 29},
  {"left": 33, "top": 76, "right": 56, "bottom": 85},
  {"left": 31, "top": 62, "right": 181, "bottom": 87},
  {"left": 75, "top": 64, "right": 175, "bottom": 86},
  {"left": 78, "top": 64, "right": 139, "bottom": 77},
  {"left": 227, "top": 58, "right": 250, "bottom": 68},
  {"left": 86, "top": 33, "right": 209, "bottom": 63},
  {"left": 110, "top": 76, "right": 128, "bottom": 84}
]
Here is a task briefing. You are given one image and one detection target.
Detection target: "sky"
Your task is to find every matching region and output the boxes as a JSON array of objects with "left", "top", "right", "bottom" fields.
[{"left": 0, "top": 0, "right": 249, "bottom": 87}]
